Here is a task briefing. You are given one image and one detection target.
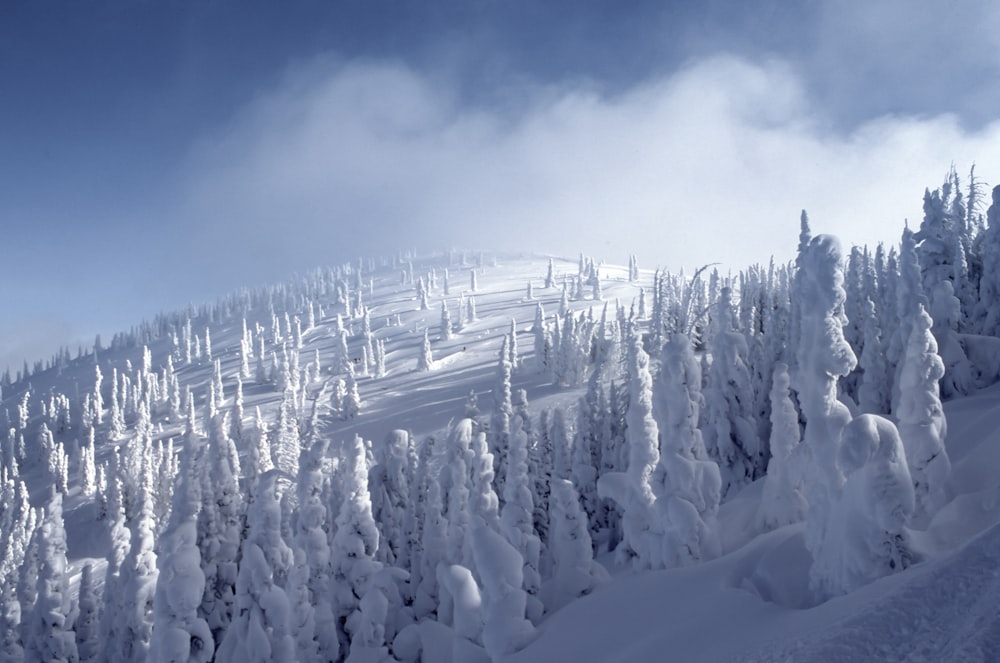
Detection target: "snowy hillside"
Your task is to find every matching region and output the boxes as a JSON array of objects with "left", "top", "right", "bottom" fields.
[{"left": 4, "top": 173, "right": 1000, "bottom": 662}]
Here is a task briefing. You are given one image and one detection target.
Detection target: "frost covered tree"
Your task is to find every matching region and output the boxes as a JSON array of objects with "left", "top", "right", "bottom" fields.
[
  {"left": 216, "top": 471, "right": 295, "bottom": 663},
  {"left": 897, "top": 304, "right": 951, "bottom": 524},
  {"left": 471, "top": 524, "right": 536, "bottom": 659},
  {"left": 197, "top": 413, "right": 243, "bottom": 645},
  {"left": 23, "top": 491, "right": 78, "bottom": 663},
  {"left": 795, "top": 234, "right": 861, "bottom": 600},
  {"left": 440, "top": 301, "right": 453, "bottom": 341},
  {"left": 857, "top": 298, "right": 891, "bottom": 415},
  {"left": 757, "top": 362, "right": 807, "bottom": 530},
  {"left": 76, "top": 563, "right": 100, "bottom": 663},
  {"left": 703, "top": 286, "right": 759, "bottom": 497},
  {"left": 370, "top": 430, "right": 412, "bottom": 568},
  {"left": 597, "top": 325, "right": 662, "bottom": 570},
  {"left": 812, "top": 414, "right": 914, "bottom": 598},
  {"left": 116, "top": 489, "right": 159, "bottom": 662},
  {"left": 149, "top": 446, "right": 214, "bottom": 663},
  {"left": 417, "top": 329, "right": 434, "bottom": 371},
  {"left": 294, "top": 436, "right": 338, "bottom": 661},
  {"left": 651, "top": 333, "right": 722, "bottom": 565},
  {"left": 331, "top": 435, "right": 383, "bottom": 658},
  {"left": 272, "top": 389, "right": 300, "bottom": 478},
  {"left": 544, "top": 479, "right": 609, "bottom": 612},
  {"left": 975, "top": 185, "right": 1000, "bottom": 335},
  {"left": 500, "top": 415, "right": 543, "bottom": 622}
]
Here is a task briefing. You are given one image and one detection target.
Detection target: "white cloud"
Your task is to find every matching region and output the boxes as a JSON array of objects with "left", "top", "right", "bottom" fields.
[{"left": 177, "top": 53, "right": 1000, "bottom": 279}]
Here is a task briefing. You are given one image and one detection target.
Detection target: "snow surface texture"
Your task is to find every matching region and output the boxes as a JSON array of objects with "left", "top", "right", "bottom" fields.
[{"left": 4, "top": 198, "right": 1000, "bottom": 663}]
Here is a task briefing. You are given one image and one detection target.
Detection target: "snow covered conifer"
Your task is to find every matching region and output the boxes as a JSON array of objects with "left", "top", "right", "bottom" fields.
[
  {"left": 812, "top": 414, "right": 914, "bottom": 598},
  {"left": 440, "top": 300, "right": 453, "bottom": 341},
  {"left": 597, "top": 325, "right": 662, "bottom": 570},
  {"left": 295, "top": 435, "right": 338, "bottom": 661},
  {"left": 544, "top": 479, "right": 609, "bottom": 612},
  {"left": 149, "top": 445, "right": 213, "bottom": 663},
  {"left": 76, "top": 563, "right": 100, "bottom": 663},
  {"left": 332, "top": 435, "right": 383, "bottom": 657},
  {"left": 272, "top": 389, "right": 300, "bottom": 478},
  {"left": 216, "top": 471, "right": 295, "bottom": 663},
  {"left": 417, "top": 329, "right": 434, "bottom": 371},
  {"left": 703, "top": 286, "right": 759, "bottom": 496},
  {"left": 471, "top": 524, "right": 536, "bottom": 659},
  {"left": 795, "top": 234, "right": 860, "bottom": 599},
  {"left": 897, "top": 303, "right": 950, "bottom": 523},
  {"left": 651, "top": 333, "right": 722, "bottom": 566},
  {"left": 24, "top": 491, "right": 78, "bottom": 663},
  {"left": 757, "top": 362, "right": 807, "bottom": 530},
  {"left": 116, "top": 488, "right": 159, "bottom": 662}
]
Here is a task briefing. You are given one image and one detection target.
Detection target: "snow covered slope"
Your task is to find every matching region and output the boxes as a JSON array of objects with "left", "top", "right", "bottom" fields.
[{"left": 4, "top": 248, "right": 1000, "bottom": 662}]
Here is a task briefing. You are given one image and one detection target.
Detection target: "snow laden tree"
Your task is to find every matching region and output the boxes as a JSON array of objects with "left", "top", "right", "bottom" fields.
[
  {"left": 216, "top": 471, "right": 295, "bottom": 663},
  {"left": 792, "top": 233, "right": 917, "bottom": 601},
  {"left": 815, "top": 414, "right": 914, "bottom": 597},
  {"left": 198, "top": 413, "right": 243, "bottom": 645},
  {"left": 703, "top": 286, "right": 760, "bottom": 498},
  {"left": 149, "top": 445, "right": 214, "bottom": 663},
  {"left": 294, "top": 435, "right": 339, "bottom": 661},
  {"left": 896, "top": 304, "right": 951, "bottom": 525},
  {"left": 597, "top": 325, "right": 663, "bottom": 570},
  {"left": 417, "top": 329, "right": 434, "bottom": 371},
  {"left": 651, "top": 333, "right": 722, "bottom": 566},
  {"left": 500, "top": 415, "right": 543, "bottom": 622},
  {"left": 543, "top": 478, "right": 609, "bottom": 612},
  {"left": 757, "top": 362, "right": 807, "bottom": 530},
  {"left": 471, "top": 524, "right": 536, "bottom": 660},
  {"left": 23, "top": 491, "right": 78, "bottom": 663},
  {"left": 331, "top": 435, "right": 384, "bottom": 659},
  {"left": 75, "top": 563, "right": 100, "bottom": 663},
  {"left": 116, "top": 488, "right": 159, "bottom": 662}
]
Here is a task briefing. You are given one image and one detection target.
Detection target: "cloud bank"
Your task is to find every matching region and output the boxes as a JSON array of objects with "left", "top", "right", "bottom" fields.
[{"left": 177, "top": 53, "right": 1000, "bottom": 285}]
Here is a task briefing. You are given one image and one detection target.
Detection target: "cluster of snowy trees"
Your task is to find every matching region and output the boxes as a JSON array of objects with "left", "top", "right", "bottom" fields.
[{"left": 2, "top": 171, "right": 999, "bottom": 659}]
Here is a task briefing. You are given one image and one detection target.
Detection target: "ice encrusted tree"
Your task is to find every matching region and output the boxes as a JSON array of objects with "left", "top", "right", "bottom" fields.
[
  {"left": 897, "top": 303, "right": 951, "bottom": 524},
  {"left": 116, "top": 489, "right": 159, "bottom": 662},
  {"left": 651, "top": 333, "right": 722, "bottom": 566},
  {"left": 331, "top": 435, "right": 383, "bottom": 658},
  {"left": 857, "top": 298, "right": 891, "bottom": 415},
  {"left": 757, "top": 362, "right": 807, "bottom": 530},
  {"left": 216, "top": 472, "right": 295, "bottom": 663},
  {"left": 500, "top": 415, "right": 543, "bottom": 622},
  {"left": 471, "top": 524, "right": 536, "bottom": 659},
  {"left": 294, "top": 435, "right": 338, "bottom": 661},
  {"left": 440, "top": 301, "right": 453, "bottom": 341},
  {"left": 795, "top": 234, "right": 865, "bottom": 599},
  {"left": 703, "top": 286, "right": 759, "bottom": 497},
  {"left": 371, "top": 430, "right": 412, "bottom": 568},
  {"left": 417, "top": 329, "right": 434, "bottom": 371},
  {"left": 597, "top": 325, "right": 662, "bottom": 570},
  {"left": 75, "top": 563, "right": 100, "bottom": 663},
  {"left": 543, "top": 479, "right": 609, "bottom": 612},
  {"left": 149, "top": 445, "right": 214, "bottom": 663},
  {"left": 23, "top": 491, "right": 78, "bottom": 663},
  {"left": 813, "top": 414, "right": 914, "bottom": 598},
  {"left": 198, "top": 413, "right": 243, "bottom": 644}
]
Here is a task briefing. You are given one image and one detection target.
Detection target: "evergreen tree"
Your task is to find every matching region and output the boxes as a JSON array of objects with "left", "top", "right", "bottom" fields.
[
  {"left": 757, "top": 362, "right": 807, "bottom": 530},
  {"left": 24, "top": 491, "right": 78, "bottom": 663},
  {"left": 75, "top": 563, "right": 100, "bottom": 663},
  {"left": 149, "top": 446, "right": 214, "bottom": 663},
  {"left": 215, "top": 473, "right": 295, "bottom": 663},
  {"left": 651, "top": 333, "right": 722, "bottom": 565},
  {"left": 897, "top": 304, "right": 951, "bottom": 524},
  {"left": 417, "top": 329, "right": 434, "bottom": 371}
]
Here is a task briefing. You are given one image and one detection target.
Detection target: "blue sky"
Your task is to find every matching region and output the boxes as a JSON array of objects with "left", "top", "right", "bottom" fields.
[{"left": 3, "top": 0, "right": 1000, "bottom": 372}]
